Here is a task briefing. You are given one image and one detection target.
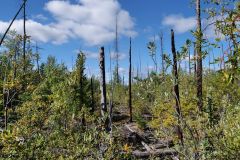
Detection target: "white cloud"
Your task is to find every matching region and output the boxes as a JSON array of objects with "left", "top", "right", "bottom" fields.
[
  {"left": 32, "top": 14, "right": 48, "bottom": 21},
  {"left": 74, "top": 49, "right": 99, "bottom": 59},
  {"left": 119, "top": 67, "right": 127, "bottom": 74},
  {"left": 162, "top": 14, "right": 196, "bottom": 34},
  {"left": 0, "top": 19, "right": 70, "bottom": 44},
  {"left": 161, "top": 14, "right": 226, "bottom": 39},
  {"left": 146, "top": 65, "right": 155, "bottom": 71},
  {"left": 202, "top": 16, "right": 225, "bottom": 39},
  {"left": 0, "top": 0, "right": 136, "bottom": 45},
  {"left": 143, "top": 26, "right": 153, "bottom": 33},
  {"left": 148, "top": 35, "right": 159, "bottom": 42},
  {"left": 183, "top": 54, "right": 195, "bottom": 61},
  {"left": 84, "top": 51, "right": 99, "bottom": 59},
  {"left": 110, "top": 52, "right": 127, "bottom": 60}
]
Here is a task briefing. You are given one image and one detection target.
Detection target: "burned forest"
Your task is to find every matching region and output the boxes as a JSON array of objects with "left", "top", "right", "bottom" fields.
[{"left": 0, "top": 0, "right": 240, "bottom": 159}]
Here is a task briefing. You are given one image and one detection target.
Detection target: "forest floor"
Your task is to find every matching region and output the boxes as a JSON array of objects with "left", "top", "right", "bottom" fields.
[{"left": 112, "top": 107, "right": 178, "bottom": 159}]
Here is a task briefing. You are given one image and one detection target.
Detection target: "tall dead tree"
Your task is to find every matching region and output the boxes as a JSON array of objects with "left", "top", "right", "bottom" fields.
[
  {"left": 109, "top": 47, "right": 114, "bottom": 134},
  {"left": 115, "top": 15, "right": 120, "bottom": 83},
  {"left": 194, "top": 43, "right": 197, "bottom": 77},
  {"left": 23, "top": 0, "right": 26, "bottom": 72},
  {"left": 188, "top": 45, "right": 191, "bottom": 75},
  {"left": 0, "top": 0, "right": 27, "bottom": 46},
  {"left": 171, "top": 29, "right": 184, "bottom": 146},
  {"left": 159, "top": 32, "right": 165, "bottom": 75},
  {"left": 129, "top": 38, "right": 133, "bottom": 122},
  {"left": 90, "top": 76, "right": 95, "bottom": 112},
  {"left": 196, "top": 0, "right": 203, "bottom": 111},
  {"left": 222, "top": 44, "right": 225, "bottom": 70},
  {"left": 99, "top": 47, "right": 107, "bottom": 117},
  {"left": 230, "top": 14, "right": 238, "bottom": 83}
]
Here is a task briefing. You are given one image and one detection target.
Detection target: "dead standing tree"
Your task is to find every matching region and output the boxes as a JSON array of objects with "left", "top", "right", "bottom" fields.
[
  {"left": 90, "top": 76, "right": 95, "bottom": 112},
  {"left": 99, "top": 47, "right": 109, "bottom": 131},
  {"left": 159, "top": 32, "right": 165, "bottom": 75},
  {"left": 171, "top": 29, "right": 184, "bottom": 146},
  {"left": 23, "top": 0, "right": 26, "bottom": 73},
  {"left": 129, "top": 38, "right": 132, "bottom": 122},
  {"left": 0, "top": 0, "right": 28, "bottom": 130},
  {"left": 196, "top": 0, "right": 203, "bottom": 111}
]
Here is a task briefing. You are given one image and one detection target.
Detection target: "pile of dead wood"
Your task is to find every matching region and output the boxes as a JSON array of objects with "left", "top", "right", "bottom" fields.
[{"left": 123, "top": 123, "right": 178, "bottom": 159}]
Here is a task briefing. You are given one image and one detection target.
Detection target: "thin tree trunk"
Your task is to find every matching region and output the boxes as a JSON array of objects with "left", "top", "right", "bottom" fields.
[
  {"left": 230, "top": 19, "right": 238, "bottom": 80},
  {"left": 159, "top": 32, "right": 165, "bottom": 75},
  {"left": 188, "top": 46, "right": 191, "bottom": 75},
  {"left": 23, "top": 0, "right": 26, "bottom": 72},
  {"left": 213, "top": 51, "right": 215, "bottom": 71},
  {"left": 129, "top": 38, "right": 132, "bottom": 122},
  {"left": 0, "top": 0, "right": 27, "bottom": 46},
  {"left": 171, "top": 29, "right": 184, "bottom": 146},
  {"left": 5, "top": 107, "right": 8, "bottom": 130},
  {"left": 196, "top": 0, "right": 203, "bottom": 112},
  {"left": 221, "top": 44, "right": 225, "bottom": 70},
  {"left": 99, "top": 47, "right": 107, "bottom": 116},
  {"left": 90, "top": 77, "right": 95, "bottom": 112},
  {"left": 209, "top": 49, "right": 211, "bottom": 73},
  {"left": 115, "top": 15, "right": 119, "bottom": 84},
  {"left": 109, "top": 47, "right": 114, "bottom": 135},
  {"left": 194, "top": 43, "right": 197, "bottom": 77}
]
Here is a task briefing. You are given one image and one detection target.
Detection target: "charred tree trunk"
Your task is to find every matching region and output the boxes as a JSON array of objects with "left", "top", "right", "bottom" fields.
[
  {"left": 129, "top": 38, "right": 133, "bottom": 122},
  {"left": 196, "top": 0, "right": 203, "bottom": 112},
  {"left": 160, "top": 32, "right": 165, "bottom": 75},
  {"left": 230, "top": 19, "right": 238, "bottom": 83},
  {"left": 5, "top": 107, "right": 8, "bottom": 130},
  {"left": 3, "top": 86, "right": 7, "bottom": 130},
  {"left": 194, "top": 43, "right": 197, "bottom": 78},
  {"left": 188, "top": 46, "right": 191, "bottom": 75},
  {"left": 171, "top": 29, "right": 184, "bottom": 146},
  {"left": 23, "top": 0, "right": 26, "bottom": 73},
  {"left": 0, "top": 1, "right": 27, "bottom": 46},
  {"left": 99, "top": 47, "right": 108, "bottom": 130},
  {"left": 90, "top": 77, "right": 95, "bottom": 112},
  {"left": 115, "top": 15, "right": 120, "bottom": 84}
]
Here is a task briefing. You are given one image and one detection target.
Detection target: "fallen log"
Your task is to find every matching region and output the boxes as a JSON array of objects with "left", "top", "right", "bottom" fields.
[
  {"left": 124, "top": 123, "right": 150, "bottom": 143},
  {"left": 112, "top": 112, "right": 129, "bottom": 122},
  {"left": 132, "top": 149, "right": 177, "bottom": 158},
  {"left": 150, "top": 140, "right": 174, "bottom": 149}
]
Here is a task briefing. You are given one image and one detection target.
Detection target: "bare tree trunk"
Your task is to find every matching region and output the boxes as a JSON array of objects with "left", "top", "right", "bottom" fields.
[
  {"left": 90, "top": 77, "right": 95, "bottom": 112},
  {"left": 230, "top": 19, "right": 238, "bottom": 81},
  {"left": 115, "top": 15, "right": 120, "bottom": 84},
  {"left": 5, "top": 107, "right": 8, "bottom": 130},
  {"left": 3, "top": 85, "right": 7, "bottom": 130},
  {"left": 23, "top": 0, "right": 26, "bottom": 73},
  {"left": 171, "top": 29, "right": 184, "bottom": 146},
  {"left": 221, "top": 44, "right": 225, "bottom": 70},
  {"left": 209, "top": 49, "right": 211, "bottom": 73},
  {"left": 159, "top": 32, "right": 165, "bottom": 75},
  {"left": 194, "top": 43, "right": 197, "bottom": 78},
  {"left": 0, "top": 0, "right": 27, "bottom": 46},
  {"left": 213, "top": 51, "right": 215, "bottom": 71},
  {"left": 188, "top": 46, "right": 191, "bottom": 75},
  {"left": 109, "top": 47, "right": 114, "bottom": 135},
  {"left": 129, "top": 38, "right": 133, "bottom": 122},
  {"left": 196, "top": 0, "right": 203, "bottom": 112},
  {"left": 99, "top": 47, "right": 107, "bottom": 116}
]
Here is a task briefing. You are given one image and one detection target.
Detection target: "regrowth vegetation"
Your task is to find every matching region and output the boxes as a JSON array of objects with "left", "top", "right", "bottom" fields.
[{"left": 0, "top": 0, "right": 240, "bottom": 159}]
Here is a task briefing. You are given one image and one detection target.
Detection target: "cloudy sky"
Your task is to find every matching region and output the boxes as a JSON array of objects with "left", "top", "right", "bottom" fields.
[{"left": 0, "top": 0, "right": 225, "bottom": 79}]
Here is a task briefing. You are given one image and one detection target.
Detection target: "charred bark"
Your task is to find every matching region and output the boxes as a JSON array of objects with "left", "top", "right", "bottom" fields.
[
  {"left": 129, "top": 38, "right": 133, "bottom": 122},
  {"left": 196, "top": 0, "right": 203, "bottom": 111},
  {"left": 171, "top": 29, "right": 184, "bottom": 146}
]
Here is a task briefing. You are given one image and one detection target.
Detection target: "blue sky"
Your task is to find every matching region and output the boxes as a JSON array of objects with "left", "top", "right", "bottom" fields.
[{"left": 0, "top": 0, "right": 226, "bottom": 80}]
